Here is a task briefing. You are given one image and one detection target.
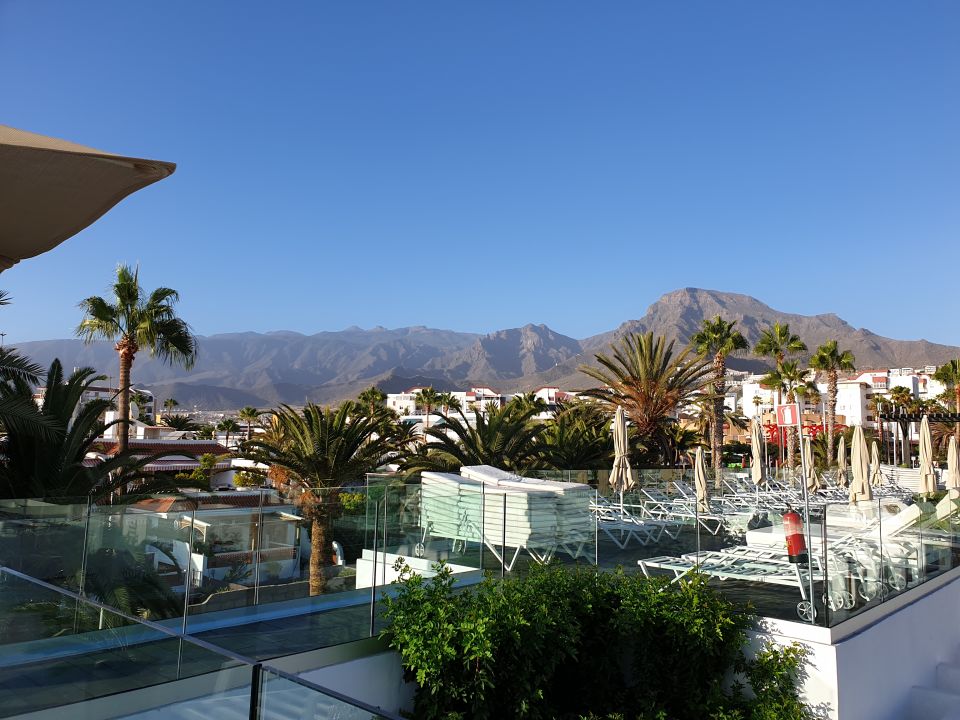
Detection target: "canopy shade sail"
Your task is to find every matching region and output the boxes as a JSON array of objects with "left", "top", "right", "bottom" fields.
[{"left": 0, "top": 125, "right": 176, "bottom": 271}]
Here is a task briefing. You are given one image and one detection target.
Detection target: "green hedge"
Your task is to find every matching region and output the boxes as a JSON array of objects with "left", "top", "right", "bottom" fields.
[{"left": 382, "top": 563, "right": 811, "bottom": 720}]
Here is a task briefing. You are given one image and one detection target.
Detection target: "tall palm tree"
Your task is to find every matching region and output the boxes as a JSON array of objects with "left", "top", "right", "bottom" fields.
[
  {"left": 754, "top": 322, "right": 807, "bottom": 402},
  {"left": 413, "top": 386, "right": 442, "bottom": 431},
  {"left": 76, "top": 265, "right": 197, "bottom": 455},
  {"left": 163, "top": 397, "right": 179, "bottom": 415},
  {"left": 237, "top": 406, "right": 261, "bottom": 442},
  {"left": 357, "top": 386, "right": 387, "bottom": 418},
  {"left": 216, "top": 418, "right": 241, "bottom": 448},
  {"left": 867, "top": 392, "right": 886, "bottom": 459},
  {"left": 809, "top": 340, "right": 856, "bottom": 463},
  {"left": 760, "top": 361, "right": 814, "bottom": 470},
  {"left": 886, "top": 385, "right": 916, "bottom": 463},
  {"left": 241, "top": 403, "right": 400, "bottom": 594},
  {"left": 401, "top": 403, "right": 548, "bottom": 476},
  {"left": 934, "top": 359, "right": 960, "bottom": 443},
  {"left": 579, "top": 332, "right": 713, "bottom": 457},
  {"left": 689, "top": 396, "right": 747, "bottom": 485},
  {"left": 690, "top": 316, "right": 748, "bottom": 477}
]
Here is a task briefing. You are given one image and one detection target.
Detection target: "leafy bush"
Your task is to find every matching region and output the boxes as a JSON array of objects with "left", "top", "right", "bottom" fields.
[
  {"left": 340, "top": 491, "right": 366, "bottom": 514},
  {"left": 382, "top": 563, "right": 811, "bottom": 720}
]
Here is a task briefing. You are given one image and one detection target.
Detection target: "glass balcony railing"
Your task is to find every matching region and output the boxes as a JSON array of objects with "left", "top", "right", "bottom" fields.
[
  {"left": 2, "top": 458, "right": 959, "bottom": 704},
  {"left": 0, "top": 566, "right": 399, "bottom": 719}
]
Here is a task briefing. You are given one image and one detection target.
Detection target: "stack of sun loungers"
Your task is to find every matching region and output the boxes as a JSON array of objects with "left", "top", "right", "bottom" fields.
[{"left": 418, "top": 466, "right": 594, "bottom": 570}]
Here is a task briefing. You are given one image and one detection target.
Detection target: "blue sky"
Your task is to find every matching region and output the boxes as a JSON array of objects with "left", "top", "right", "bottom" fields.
[{"left": 1, "top": 2, "right": 958, "bottom": 345}]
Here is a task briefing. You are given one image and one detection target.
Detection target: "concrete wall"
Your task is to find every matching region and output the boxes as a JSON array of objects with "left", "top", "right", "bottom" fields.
[
  {"left": 754, "top": 569, "right": 960, "bottom": 720},
  {"left": 299, "top": 651, "right": 414, "bottom": 716},
  {"left": 833, "top": 574, "right": 960, "bottom": 720}
]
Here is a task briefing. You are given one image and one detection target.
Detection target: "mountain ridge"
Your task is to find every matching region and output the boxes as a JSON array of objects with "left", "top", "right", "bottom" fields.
[{"left": 14, "top": 289, "right": 959, "bottom": 408}]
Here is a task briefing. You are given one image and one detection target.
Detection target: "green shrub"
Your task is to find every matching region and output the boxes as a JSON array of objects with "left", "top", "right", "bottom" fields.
[
  {"left": 340, "top": 491, "right": 366, "bottom": 514},
  {"left": 382, "top": 562, "right": 812, "bottom": 720}
]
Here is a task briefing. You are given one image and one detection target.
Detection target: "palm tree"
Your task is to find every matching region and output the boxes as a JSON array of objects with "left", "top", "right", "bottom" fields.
[
  {"left": 579, "top": 332, "right": 713, "bottom": 457},
  {"left": 690, "top": 316, "right": 748, "bottom": 477},
  {"left": 760, "top": 361, "right": 814, "bottom": 470},
  {"left": 0, "top": 348, "right": 56, "bottom": 438},
  {"left": 539, "top": 401, "right": 613, "bottom": 470},
  {"left": 0, "top": 359, "right": 185, "bottom": 499},
  {"left": 413, "top": 387, "right": 442, "bottom": 431},
  {"left": 934, "top": 360, "right": 960, "bottom": 443},
  {"left": 508, "top": 392, "right": 549, "bottom": 416},
  {"left": 689, "top": 396, "right": 748, "bottom": 485},
  {"left": 401, "top": 404, "right": 548, "bottom": 476},
  {"left": 237, "top": 406, "right": 261, "bottom": 442},
  {"left": 76, "top": 265, "right": 197, "bottom": 455},
  {"left": 357, "top": 386, "right": 387, "bottom": 418},
  {"left": 163, "top": 397, "right": 179, "bottom": 416},
  {"left": 241, "top": 403, "right": 400, "bottom": 594},
  {"left": 660, "top": 421, "right": 700, "bottom": 468},
  {"left": 867, "top": 392, "right": 886, "bottom": 459},
  {"left": 886, "top": 385, "right": 915, "bottom": 464},
  {"left": 754, "top": 322, "right": 807, "bottom": 402},
  {"left": 0, "top": 291, "right": 57, "bottom": 437},
  {"left": 217, "top": 418, "right": 241, "bottom": 448},
  {"left": 160, "top": 413, "right": 197, "bottom": 432},
  {"left": 436, "top": 391, "right": 462, "bottom": 417},
  {"left": 809, "top": 341, "right": 856, "bottom": 465},
  {"left": 130, "top": 389, "right": 153, "bottom": 424}
]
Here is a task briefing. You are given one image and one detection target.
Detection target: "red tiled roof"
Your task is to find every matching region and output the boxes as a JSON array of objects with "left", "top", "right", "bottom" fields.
[
  {"left": 129, "top": 493, "right": 289, "bottom": 512},
  {"left": 93, "top": 440, "right": 229, "bottom": 456}
]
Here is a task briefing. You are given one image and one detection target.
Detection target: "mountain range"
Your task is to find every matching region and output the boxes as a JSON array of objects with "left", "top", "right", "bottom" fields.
[{"left": 13, "top": 288, "right": 960, "bottom": 409}]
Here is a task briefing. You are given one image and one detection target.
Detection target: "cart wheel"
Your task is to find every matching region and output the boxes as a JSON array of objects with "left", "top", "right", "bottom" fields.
[
  {"left": 840, "top": 590, "right": 855, "bottom": 609},
  {"left": 888, "top": 573, "right": 907, "bottom": 591},
  {"left": 858, "top": 580, "right": 881, "bottom": 601},
  {"left": 797, "top": 601, "right": 816, "bottom": 622},
  {"left": 825, "top": 590, "right": 845, "bottom": 612},
  {"left": 414, "top": 542, "right": 425, "bottom": 559}
]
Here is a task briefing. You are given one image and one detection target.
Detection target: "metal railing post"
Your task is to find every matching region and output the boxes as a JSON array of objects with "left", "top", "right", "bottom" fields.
[
  {"left": 248, "top": 663, "right": 263, "bottom": 720},
  {"left": 501, "top": 494, "right": 507, "bottom": 579},
  {"left": 369, "top": 499, "right": 380, "bottom": 636},
  {"left": 253, "top": 489, "right": 265, "bottom": 606}
]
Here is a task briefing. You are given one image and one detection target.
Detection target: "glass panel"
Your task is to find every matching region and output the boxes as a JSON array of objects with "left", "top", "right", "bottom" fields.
[
  {"left": 0, "top": 568, "right": 248, "bottom": 718},
  {"left": 0, "top": 497, "right": 90, "bottom": 586},
  {"left": 259, "top": 667, "right": 394, "bottom": 719},
  {"left": 83, "top": 499, "right": 194, "bottom": 623}
]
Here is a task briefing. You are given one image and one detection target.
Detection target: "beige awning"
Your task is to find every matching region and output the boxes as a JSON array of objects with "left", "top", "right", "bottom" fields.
[{"left": 0, "top": 125, "right": 175, "bottom": 270}]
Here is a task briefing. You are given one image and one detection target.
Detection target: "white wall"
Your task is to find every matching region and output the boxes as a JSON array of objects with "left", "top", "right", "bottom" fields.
[
  {"left": 833, "top": 575, "right": 960, "bottom": 719},
  {"left": 754, "top": 571, "right": 960, "bottom": 720},
  {"left": 299, "top": 651, "right": 415, "bottom": 716}
]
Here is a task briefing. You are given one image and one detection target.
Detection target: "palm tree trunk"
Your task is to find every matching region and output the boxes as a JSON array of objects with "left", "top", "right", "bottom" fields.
[
  {"left": 309, "top": 513, "right": 328, "bottom": 596},
  {"left": 115, "top": 338, "right": 137, "bottom": 456},
  {"left": 954, "top": 387, "right": 960, "bottom": 444},
  {"left": 712, "top": 353, "right": 725, "bottom": 489},
  {"left": 827, "top": 371, "right": 838, "bottom": 465},
  {"left": 786, "top": 389, "right": 796, "bottom": 470}
]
